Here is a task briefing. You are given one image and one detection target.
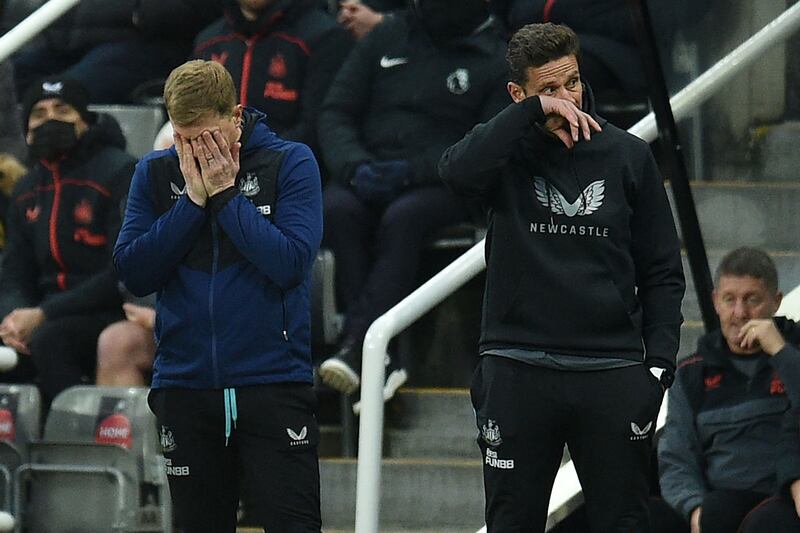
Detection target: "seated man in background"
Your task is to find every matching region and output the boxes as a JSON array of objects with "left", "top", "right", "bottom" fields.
[
  {"left": 0, "top": 79, "right": 135, "bottom": 406},
  {"left": 337, "top": 0, "right": 405, "bottom": 40},
  {"left": 13, "top": 0, "right": 221, "bottom": 103},
  {"left": 316, "top": 0, "right": 509, "bottom": 398},
  {"left": 193, "top": 0, "right": 353, "bottom": 154},
  {"left": 659, "top": 247, "right": 800, "bottom": 533}
]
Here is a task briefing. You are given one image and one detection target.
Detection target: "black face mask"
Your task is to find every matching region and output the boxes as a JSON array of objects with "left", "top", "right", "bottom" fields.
[
  {"left": 412, "top": 0, "right": 488, "bottom": 44},
  {"left": 29, "top": 119, "right": 79, "bottom": 161}
]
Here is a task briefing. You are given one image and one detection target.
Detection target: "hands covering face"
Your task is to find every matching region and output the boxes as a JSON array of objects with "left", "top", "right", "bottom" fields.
[{"left": 173, "top": 129, "right": 241, "bottom": 207}]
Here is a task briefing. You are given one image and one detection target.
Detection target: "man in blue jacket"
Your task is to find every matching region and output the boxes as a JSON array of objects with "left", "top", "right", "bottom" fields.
[{"left": 114, "top": 60, "right": 323, "bottom": 533}]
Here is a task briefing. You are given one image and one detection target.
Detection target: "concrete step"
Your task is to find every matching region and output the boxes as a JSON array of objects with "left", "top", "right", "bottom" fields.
[
  {"left": 386, "top": 389, "right": 476, "bottom": 459},
  {"left": 680, "top": 250, "right": 800, "bottom": 322},
  {"left": 679, "top": 321, "right": 704, "bottom": 362},
  {"left": 320, "top": 458, "right": 484, "bottom": 530},
  {"left": 667, "top": 181, "right": 800, "bottom": 250}
]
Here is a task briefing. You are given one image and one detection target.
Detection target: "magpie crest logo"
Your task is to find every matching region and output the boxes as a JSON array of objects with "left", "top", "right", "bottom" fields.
[
  {"left": 447, "top": 68, "right": 470, "bottom": 95},
  {"left": 170, "top": 182, "right": 186, "bottom": 199},
  {"left": 481, "top": 419, "right": 502, "bottom": 447},
  {"left": 630, "top": 421, "right": 653, "bottom": 441},
  {"left": 239, "top": 172, "right": 260, "bottom": 197},
  {"left": 534, "top": 177, "right": 605, "bottom": 217},
  {"left": 160, "top": 425, "right": 177, "bottom": 453},
  {"left": 287, "top": 426, "right": 309, "bottom": 446}
]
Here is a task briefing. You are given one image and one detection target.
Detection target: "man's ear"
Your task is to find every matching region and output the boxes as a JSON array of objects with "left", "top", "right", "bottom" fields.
[
  {"left": 507, "top": 82, "right": 527, "bottom": 104},
  {"left": 773, "top": 291, "right": 784, "bottom": 314}
]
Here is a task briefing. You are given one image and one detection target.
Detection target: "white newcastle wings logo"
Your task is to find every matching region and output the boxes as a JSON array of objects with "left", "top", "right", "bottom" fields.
[
  {"left": 534, "top": 177, "right": 605, "bottom": 217},
  {"left": 170, "top": 182, "right": 186, "bottom": 199},
  {"left": 287, "top": 426, "right": 309, "bottom": 446},
  {"left": 630, "top": 421, "right": 653, "bottom": 441}
]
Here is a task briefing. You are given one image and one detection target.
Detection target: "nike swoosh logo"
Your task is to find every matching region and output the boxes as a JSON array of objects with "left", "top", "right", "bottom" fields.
[{"left": 380, "top": 56, "right": 408, "bottom": 68}]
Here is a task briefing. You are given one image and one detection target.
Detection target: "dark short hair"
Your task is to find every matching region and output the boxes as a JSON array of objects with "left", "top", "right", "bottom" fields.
[
  {"left": 715, "top": 247, "right": 778, "bottom": 293},
  {"left": 507, "top": 23, "right": 581, "bottom": 85}
]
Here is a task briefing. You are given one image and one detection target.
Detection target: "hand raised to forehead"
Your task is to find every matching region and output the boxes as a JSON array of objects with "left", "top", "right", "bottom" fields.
[
  {"left": 196, "top": 130, "right": 241, "bottom": 197},
  {"left": 173, "top": 133, "right": 208, "bottom": 207}
]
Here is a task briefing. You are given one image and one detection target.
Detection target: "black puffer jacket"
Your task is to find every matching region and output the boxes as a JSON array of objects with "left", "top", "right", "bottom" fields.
[
  {"left": 0, "top": 114, "right": 135, "bottom": 319},
  {"left": 318, "top": 12, "right": 510, "bottom": 186},
  {"left": 194, "top": 0, "right": 352, "bottom": 150}
]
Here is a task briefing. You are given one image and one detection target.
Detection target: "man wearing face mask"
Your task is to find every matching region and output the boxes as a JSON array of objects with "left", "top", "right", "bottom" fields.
[
  {"left": 0, "top": 79, "right": 135, "bottom": 407},
  {"left": 317, "top": 0, "right": 509, "bottom": 399}
]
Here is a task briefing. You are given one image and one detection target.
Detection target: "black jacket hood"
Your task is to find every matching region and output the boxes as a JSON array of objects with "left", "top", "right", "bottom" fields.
[{"left": 223, "top": 0, "right": 315, "bottom": 35}]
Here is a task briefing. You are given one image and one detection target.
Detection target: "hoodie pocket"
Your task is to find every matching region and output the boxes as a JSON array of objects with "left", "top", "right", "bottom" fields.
[{"left": 500, "top": 273, "right": 639, "bottom": 351}]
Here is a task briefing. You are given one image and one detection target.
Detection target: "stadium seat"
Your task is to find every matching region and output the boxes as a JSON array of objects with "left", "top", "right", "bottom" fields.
[
  {"left": 87, "top": 105, "right": 166, "bottom": 159},
  {"left": 311, "top": 249, "right": 343, "bottom": 353},
  {"left": 0, "top": 385, "right": 39, "bottom": 514},
  {"left": 14, "top": 386, "right": 171, "bottom": 532}
]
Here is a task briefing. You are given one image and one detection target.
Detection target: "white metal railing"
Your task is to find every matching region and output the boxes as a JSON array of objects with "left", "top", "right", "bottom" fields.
[
  {"left": 354, "top": 3, "right": 800, "bottom": 533},
  {"left": 0, "top": 0, "right": 81, "bottom": 64}
]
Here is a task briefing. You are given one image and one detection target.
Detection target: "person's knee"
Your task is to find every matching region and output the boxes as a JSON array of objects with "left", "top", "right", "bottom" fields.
[
  {"left": 96, "top": 321, "right": 150, "bottom": 373},
  {"left": 323, "top": 186, "right": 364, "bottom": 223},
  {"left": 739, "top": 497, "right": 800, "bottom": 532}
]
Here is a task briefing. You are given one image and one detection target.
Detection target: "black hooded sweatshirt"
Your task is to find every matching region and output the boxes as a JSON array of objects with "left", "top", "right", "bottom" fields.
[
  {"left": 0, "top": 114, "right": 135, "bottom": 320},
  {"left": 439, "top": 90, "right": 685, "bottom": 370}
]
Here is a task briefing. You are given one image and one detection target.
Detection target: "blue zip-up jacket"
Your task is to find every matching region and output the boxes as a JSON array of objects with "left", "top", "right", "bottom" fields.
[{"left": 114, "top": 109, "right": 322, "bottom": 389}]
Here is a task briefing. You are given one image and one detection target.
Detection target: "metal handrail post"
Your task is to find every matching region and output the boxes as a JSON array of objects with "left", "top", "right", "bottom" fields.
[
  {"left": 355, "top": 241, "right": 485, "bottom": 533},
  {"left": 0, "top": 0, "right": 82, "bottom": 63}
]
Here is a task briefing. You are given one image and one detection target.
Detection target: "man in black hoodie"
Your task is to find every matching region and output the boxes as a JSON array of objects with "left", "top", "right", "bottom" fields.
[
  {"left": 316, "top": 0, "right": 509, "bottom": 400},
  {"left": 439, "top": 23, "right": 685, "bottom": 532},
  {"left": 0, "top": 79, "right": 135, "bottom": 406}
]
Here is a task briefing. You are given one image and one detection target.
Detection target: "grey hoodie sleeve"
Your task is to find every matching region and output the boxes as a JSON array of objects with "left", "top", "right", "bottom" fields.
[{"left": 658, "top": 375, "right": 707, "bottom": 520}]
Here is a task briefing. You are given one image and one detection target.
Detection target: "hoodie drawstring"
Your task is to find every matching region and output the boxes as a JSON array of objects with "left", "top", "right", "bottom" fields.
[{"left": 224, "top": 388, "right": 238, "bottom": 446}]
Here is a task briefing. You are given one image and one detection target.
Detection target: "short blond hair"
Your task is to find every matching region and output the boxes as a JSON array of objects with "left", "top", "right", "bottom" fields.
[{"left": 163, "top": 60, "right": 237, "bottom": 126}]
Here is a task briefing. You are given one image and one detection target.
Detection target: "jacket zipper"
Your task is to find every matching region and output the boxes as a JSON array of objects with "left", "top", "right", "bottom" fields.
[
  {"left": 210, "top": 219, "right": 221, "bottom": 387},
  {"left": 240, "top": 35, "right": 261, "bottom": 106},
  {"left": 46, "top": 163, "right": 69, "bottom": 290},
  {"left": 281, "top": 290, "right": 288, "bottom": 341}
]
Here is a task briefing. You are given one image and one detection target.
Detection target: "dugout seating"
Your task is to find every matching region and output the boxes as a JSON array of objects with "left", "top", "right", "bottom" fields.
[
  {"left": 14, "top": 386, "right": 171, "bottom": 533},
  {"left": 0, "top": 385, "right": 40, "bottom": 515},
  {"left": 87, "top": 105, "right": 166, "bottom": 159}
]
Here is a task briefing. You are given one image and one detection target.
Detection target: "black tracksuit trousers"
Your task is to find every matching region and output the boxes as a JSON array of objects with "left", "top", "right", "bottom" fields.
[
  {"left": 148, "top": 384, "right": 321, "bottom": 533},
  {"left": 472, "top": 355, "right": 664, "bottom": 533}
]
